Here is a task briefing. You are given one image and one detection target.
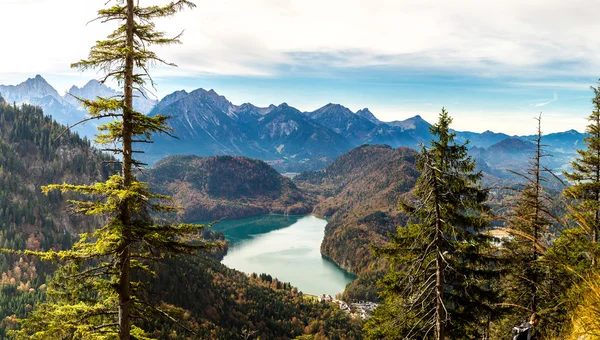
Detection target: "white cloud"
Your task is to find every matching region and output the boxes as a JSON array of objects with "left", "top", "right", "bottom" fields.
[
  {"left": 2, "top": 0, "right": 600, "bottom": 88},
  {"left": 534, "top": 92, "right": 558, "bottom": 107},
  {"left": 512, "top": 81, "right": 593, "bottom": 91}
]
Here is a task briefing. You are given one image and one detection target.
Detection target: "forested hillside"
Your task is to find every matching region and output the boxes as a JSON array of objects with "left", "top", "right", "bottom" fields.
[
  {"left": 0, "top": 99, "right": 116, "bottom": 338},
  {"left": 0, "top": 99, "right": 364, "bottom": 339},
  {"left": 145, "top": 154, "right": 315, "bottom": 221},
  {"left": 295, "top": 145, "right": 420, "bottom": 301}
]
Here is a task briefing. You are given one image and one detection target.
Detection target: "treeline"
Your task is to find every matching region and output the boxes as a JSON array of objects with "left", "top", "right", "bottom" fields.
[
  {"left": 363, "top": 100, "right": 600, "bottom": 339},
  {"left": 138, "top": 257, "right": 363, "bottom": 339},
  {"left": 145, "top": 154, "right": 314, "bottom": 221},
  {"left": 0, "top": 98, "right": 360, "bottom": 339},
  {"left": 295, "top": 145, "right": 421, "bottom": 303},
  {"left": 0, "top": 100, "right": 119, "bottom": 337}
]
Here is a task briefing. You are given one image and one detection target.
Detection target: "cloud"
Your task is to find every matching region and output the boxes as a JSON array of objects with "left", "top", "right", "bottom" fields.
[
  {"left": 535, "top": 92, "right": 558, "bottom": 107},
  {"left": 512, "top": 81, "right": 593, "bottom": 91},
  {"left": 2, "top": 0, "right": 600, "bottom": 84}
]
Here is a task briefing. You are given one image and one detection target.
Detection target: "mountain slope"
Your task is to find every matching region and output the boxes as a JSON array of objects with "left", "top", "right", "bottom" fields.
[
  {"left": 0, "top": 100, "right": 115, "bottom": 236},
  {"left": 2, "top": 77, "right": 587, "bottom": 174},
  {"left": 356, "top": 108, "right": 381, "bottom": 124},
  {"left": 0, "top": 76, "right": 157, "bottom": 141},
  {"left": 455, "top": 130, "right": 512, "bottom": 148},
  {"left": 145, "top": 155, "right": 314, "bottom": 221},
  {"left": 249, "top": 103, "right": 352, "bottom": 162},
  {"left": 141, "top": 91, "right": 352, "bottom": 172},
  {"left": 295, "top": 145, "right": 420, "bottom": 301},
  {"left": 0, "top": 75, "right": 83, "bottom": 126},
  {"left": 0, "top": 99, "right": 361, "bottom": 339},
  {"left": 305, "top": 103, "right": 376, "bottom": 141},
  {"left": 0, "top": 99, "right": 118, "bottom": 337}
]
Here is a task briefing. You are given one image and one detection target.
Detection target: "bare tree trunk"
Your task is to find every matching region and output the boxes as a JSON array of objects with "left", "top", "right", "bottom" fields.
[
  {"left": 118, "top": 0, "right": 135, "bottom": 338},
  {"left": 532, "top": 116, "right": 542, "bottom": 313},
  {"left": 431, "top": 156, "right": 445, "bottom": 340},
  {"left": 595, "top": 114, "right": 600, "bottom": 267}
]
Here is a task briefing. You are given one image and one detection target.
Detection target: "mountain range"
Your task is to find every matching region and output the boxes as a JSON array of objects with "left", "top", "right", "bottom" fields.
[
  {"left": 0, "top": 75, "right": 156, "bottom": 139},
  {"left": 0, "top": 75, "right": 587, "bottom": 173}
]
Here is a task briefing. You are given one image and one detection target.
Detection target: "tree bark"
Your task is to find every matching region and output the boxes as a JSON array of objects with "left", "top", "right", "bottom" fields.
[
  {"left": 118, "top": 0, "right": 135, "bottom": 338},
  {"left": 430, "top": 156, "right": 445, "bottom": 340},
  {"left": 594, "top": 113, "right": 600, "bottom": 267},
  {"left": 532, "top": 117, "right": 541, "bottom": 313}
]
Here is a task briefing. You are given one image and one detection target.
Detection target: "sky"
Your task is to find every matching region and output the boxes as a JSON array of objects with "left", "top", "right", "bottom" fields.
[{"left": 1, "top": 0, "right": 600, "bottom": 135}]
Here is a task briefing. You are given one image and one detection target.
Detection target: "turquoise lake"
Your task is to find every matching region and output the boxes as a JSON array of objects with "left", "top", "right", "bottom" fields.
[{"left": 209, "top": 214, "right": 355, "bottom": 296}]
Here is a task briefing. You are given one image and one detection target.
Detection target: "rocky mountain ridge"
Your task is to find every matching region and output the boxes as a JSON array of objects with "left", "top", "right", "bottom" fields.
[{"left": 0, "top": 76, "right": 586, "bottom": 173}]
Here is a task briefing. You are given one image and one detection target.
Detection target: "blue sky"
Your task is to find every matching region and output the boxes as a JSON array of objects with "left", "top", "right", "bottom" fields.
[
  {"left": 153, "top": 68, "right": 596, "bottom": 135},
  {"left": 1, "top": 0, "right": 600, "bottom": 134}
]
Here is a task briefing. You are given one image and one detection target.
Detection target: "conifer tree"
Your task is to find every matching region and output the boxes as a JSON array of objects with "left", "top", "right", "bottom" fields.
[
  {"left": 496, "top": 114, "right": 565, "bottom": 335},
  {"left": 365, "top": 109, "right": 498, "bottom": 340},
  {"left": 8, "top": 1, "right": 220, "bottom": 339},
  {"left": 563, "top": 82, "right": 600, "bottom": 268}
]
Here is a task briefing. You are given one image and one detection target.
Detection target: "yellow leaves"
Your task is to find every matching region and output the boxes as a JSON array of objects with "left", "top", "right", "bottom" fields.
[
  {"left": 79, "top": 96, "right": 125, "bottom": 118},
  {"left": 42, "top": 176, "right": 176, "bottom": 216}
]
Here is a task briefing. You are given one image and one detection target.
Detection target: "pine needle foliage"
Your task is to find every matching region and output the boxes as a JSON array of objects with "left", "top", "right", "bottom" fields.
[
  {"left": 563, "top": 81, "right": 600, "bottom": 268},
  {"left": 496, "top": 114, "right": 567, "bottom": 336},
  {"left": 8, "top": 1, "right": 222, "bottom": 339},
  {"left": 365, "top": 109, "right": 499, "bottom": 340}
]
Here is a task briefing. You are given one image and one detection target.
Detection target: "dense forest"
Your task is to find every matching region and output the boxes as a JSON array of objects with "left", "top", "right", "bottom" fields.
[
  {"left": 295, "top": 145, "right": 420, "bottom": 302},
  {"left": 145, "top": 154, "right": 314, "bottom": 221},
  {"left": 0, "top": 98, "right": 362, "bottom": 339},
  {"left": 0, "top": 98, "right": 116, "bottom": 338},
  {"left": 3, "top": 0, "right": 600, "bottom": 338}
]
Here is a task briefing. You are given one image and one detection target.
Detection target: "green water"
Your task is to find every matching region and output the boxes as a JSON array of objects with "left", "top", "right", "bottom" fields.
[{"left": 208, "top": 214, "right": 355, "bottom": 296}]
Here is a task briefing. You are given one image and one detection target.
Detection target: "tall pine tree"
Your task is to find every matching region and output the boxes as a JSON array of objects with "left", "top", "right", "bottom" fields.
[
  {"left": 563, "top": 81, "right": 600, "bottom": 268},
  {"left": 365, "top": 109, "right": 499, "bottom": 340},
  {"left": 8, "top": 1, "right": 220, "bottom": 339}
]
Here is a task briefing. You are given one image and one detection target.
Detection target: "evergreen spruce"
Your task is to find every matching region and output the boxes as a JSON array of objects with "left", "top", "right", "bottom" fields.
[
  {"left": 8, "top": 1, "right": 221, "bottom": 339},
  {"left": 563, "top": 81, "right": 600, "bottom": 268},
  {"left": 365, "top": 109, "right": 498, "bottom": 340}
]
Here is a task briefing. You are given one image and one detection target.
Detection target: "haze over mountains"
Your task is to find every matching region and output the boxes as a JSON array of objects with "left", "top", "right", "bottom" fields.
[
  {"left": 0, "top": 75, "right": 586, "bottom": 173},
  {"left": 0, "top": 75, "right": 157, "bottom": 138}
]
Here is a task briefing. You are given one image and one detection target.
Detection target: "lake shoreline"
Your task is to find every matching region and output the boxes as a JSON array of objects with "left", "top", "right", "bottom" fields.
[{"left": 206, "top": 214, "right": 356, "bottom": 296}]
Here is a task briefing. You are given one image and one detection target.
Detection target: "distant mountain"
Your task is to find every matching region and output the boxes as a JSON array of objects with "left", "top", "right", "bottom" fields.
[
  {"left": 140, "top": 90, "right": 352, "bottom": 172},
  {"left": 387, "top": 115, "right": 432, "bottom": 143},
  {"left": 0, "top": 74, "right": 62, "bottom": 103},
  {"left": 145, "top": 155, "right": 313, "bottom": 221},
  {"left": 520, "top": 129, "right": 585, "bottom": 155},
  {"left": 65, "top": 79, "right": 118, "bottom": 108},
  {"left": 65, "top": 79, "right": 157, "bottom": 115},
  {"left": 0, "top": 76, "right": 158, "bottom": 141},
  {"left": 485, "top": 138, "right": 537, "bottom": 168},
  {"left": 467, "top": 130, "right": 586, "bottom": 175},
  {"left": 305, "top": 103, "right": 376, "bottom": 141},
  {"left": 1, "top": 76, "right": 588, "bottom": 173},
  {"left": 140, "top": 89, "right": 442, "bottom": 171},
  {"left": 455, "top": 130, "right": 512, "bottom": 148},
  {"left": 356, "top": 108, "right": 381, "bottom": 124},
  {"left": 141, "top": 88, "right": 269, "bottom": 164},
  {"left": 253, "top": 103, "right": 351, "bottom": 160},
  {"left": 0, "top": 75, "right": 83, "bottom": 126},
  {"left": 140, "top": 86, "right": 591, "bottom": 173}
]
